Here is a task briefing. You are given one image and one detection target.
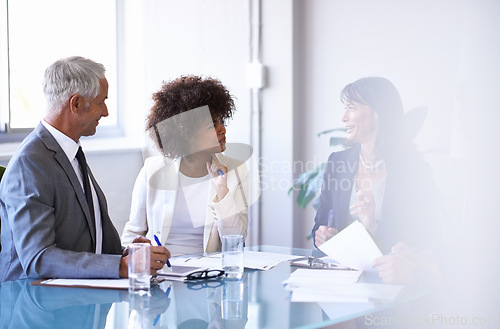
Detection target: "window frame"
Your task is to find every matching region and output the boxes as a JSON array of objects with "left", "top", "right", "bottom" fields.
[{"left": 0, "top": 0, "right": 124, "bottom": 143}]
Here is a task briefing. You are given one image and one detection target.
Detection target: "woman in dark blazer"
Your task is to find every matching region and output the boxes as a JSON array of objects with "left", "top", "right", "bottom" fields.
[{"left": 312, "top": 77, "right": 441, "bottom": 282}]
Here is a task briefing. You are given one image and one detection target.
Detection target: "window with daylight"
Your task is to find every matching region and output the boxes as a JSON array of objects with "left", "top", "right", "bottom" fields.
[{"left": 0, "top": 0, "right": 118, "bottom": 138}]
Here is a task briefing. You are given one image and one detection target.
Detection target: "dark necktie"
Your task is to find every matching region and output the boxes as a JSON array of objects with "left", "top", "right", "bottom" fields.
[{"left": 76, "top": 146, "right": 95, "bottom": 223}]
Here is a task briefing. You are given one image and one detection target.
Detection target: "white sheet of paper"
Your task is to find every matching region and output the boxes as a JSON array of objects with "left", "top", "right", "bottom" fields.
[
  {"left": 289, "top": 283, "right": 404, "bottom": 303},
  {"left": 283, "top": 268, "right": 362, "bottom": 287},
  {"left": 291, "top": 290, "right": 369, "bottom": 303},
  {"left": 243, "top": 251, "right": 301, "bottom": 270},
  {"left": 157, "top": 265, "right": 207, "bottom": 277},
  {"left": 170, "top": 251, "right": 300, "bottom": 270},
  {"left": 169, "top": 253, "right": 222, "bottom": 269},
  {"left": 41, "top": 278, "right": 129, "bottom": 289},
  {"left": 318, "top": 221, "right": 383, "bottom": 271},
  {"left": 319, "top": 301, "right": 376, "bottom": 319}
]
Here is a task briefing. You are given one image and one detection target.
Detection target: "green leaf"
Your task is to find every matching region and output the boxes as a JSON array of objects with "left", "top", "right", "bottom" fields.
[
  {"left": 294, "top": 163, "right": 325, "bottom": 208},
  {"left": 317, "top": 127, "right": 347, "bottom": 137},
  {"left": 329, "top": 136, "right": 347, "bottom": 147},
  {"left": 312, "top": 194, "right": 321, "bottom": 210},
  {"left": 291, "top": 126, "right": 347, "bottom": 212},
  {"left": 288, "top": 169, "right": 320, "bottom": 195}
]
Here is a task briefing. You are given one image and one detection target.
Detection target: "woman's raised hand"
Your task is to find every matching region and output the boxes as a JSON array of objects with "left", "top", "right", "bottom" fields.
[
  {"left": 206, "top": 154, "right": 229, "bottom": 200},
  {"left": 350, "top": 189, "right": 377, "bottom": 234}
]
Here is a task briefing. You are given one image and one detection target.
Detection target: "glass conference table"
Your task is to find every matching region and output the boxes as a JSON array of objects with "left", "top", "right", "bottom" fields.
[{"left": 0, "top": 245, "right": 429, "bottom": 329}]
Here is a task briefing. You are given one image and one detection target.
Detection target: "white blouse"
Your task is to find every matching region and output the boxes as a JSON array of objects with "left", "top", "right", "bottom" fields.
[{"left": 166, "top": 173, "right": 209, "bottom": 255}]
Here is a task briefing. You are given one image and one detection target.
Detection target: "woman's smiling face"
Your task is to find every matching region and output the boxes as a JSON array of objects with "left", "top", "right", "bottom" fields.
[{"left": 341, "top": 100, "right": 379, "bottom": 145}]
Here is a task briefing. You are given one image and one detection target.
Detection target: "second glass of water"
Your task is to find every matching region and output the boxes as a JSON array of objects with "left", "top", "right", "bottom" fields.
[{"left": 222, "top": 235, "right": 244, "bottom": 279}]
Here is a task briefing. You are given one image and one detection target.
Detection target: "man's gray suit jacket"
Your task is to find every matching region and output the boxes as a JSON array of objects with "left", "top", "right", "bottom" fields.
[{"left": 0, "top": 123, "right": 123, "bottom": 282}]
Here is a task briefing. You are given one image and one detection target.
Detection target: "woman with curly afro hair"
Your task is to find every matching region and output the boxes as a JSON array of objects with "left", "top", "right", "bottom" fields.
[{"left": 121, "top": 76, "right": 249, "bottom": 255}]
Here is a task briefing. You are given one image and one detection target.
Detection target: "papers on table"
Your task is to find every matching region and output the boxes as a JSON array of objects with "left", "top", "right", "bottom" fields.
[
  {"left": 169, "top": 253, "right": 222, "bottom": 269},
  {"left": 244, "top": 251, "right": 301, "bottom": 269},
  {"left": 158, "top": 265, "right": 207, "bottom": 277},
  {"left": 284, "top": 268, "right": 362, "bottom": 286},
  {"left": 33, "top": 278, "right": 129, "bottom": 290},
  {"left": 283, "top": 268, "right": 404, "bottom": 303},
  {"left": 319, "top": 301, "right": 376, "bottom": 320},
  {"left": 170, "top": 250, "right": 300, "bottom": 271},
  {"left": 318, "top": 221, "right": 383, "bottom": 271},
  {"left": 156, "top": 265, "right": 208, "bottom": 282},
  {"left": 32, "top": 251, "right": 299, "bottom": 289},
  {"left": 289, "top": 283, "right": 405, "bottom": 303}
]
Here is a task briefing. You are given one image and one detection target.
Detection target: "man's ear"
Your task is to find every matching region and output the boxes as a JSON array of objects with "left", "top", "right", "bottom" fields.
[{"left": 69, "top": 94, "right": 83, "bottom": 114}]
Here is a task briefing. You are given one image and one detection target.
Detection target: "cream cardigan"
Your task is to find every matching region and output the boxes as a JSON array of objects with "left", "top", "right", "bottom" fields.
[{"left": 121, "top": 154, "right": 249, "bottom": 252}]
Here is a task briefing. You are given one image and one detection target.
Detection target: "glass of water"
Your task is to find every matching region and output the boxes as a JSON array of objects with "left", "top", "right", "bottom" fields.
[
  {"left": 128, "top": 243, "right": 151, "bottom": 295},
  {"left": 222, "top": 235, "right": 244, "bottom": 279}
]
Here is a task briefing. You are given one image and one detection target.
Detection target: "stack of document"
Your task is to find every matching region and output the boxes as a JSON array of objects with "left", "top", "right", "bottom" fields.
[
  {"left": 284, "top": 221, "right": 404, "bottom": 303},
  {"left": 283, "top": 269, "right": 404, "bottom": 303},
  {"left": 170, "top": 251, "right": 300, "bottom": 271}
]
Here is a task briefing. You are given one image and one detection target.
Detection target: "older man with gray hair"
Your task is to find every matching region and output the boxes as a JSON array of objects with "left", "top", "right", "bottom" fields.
[{"left": 0, "top": 56, "right": 170, "bottom": 282}]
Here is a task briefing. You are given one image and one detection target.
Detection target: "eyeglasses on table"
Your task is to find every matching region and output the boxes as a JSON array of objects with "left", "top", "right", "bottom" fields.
[{"left": 186, "top": 269, "right": 225, "bottom": 281}]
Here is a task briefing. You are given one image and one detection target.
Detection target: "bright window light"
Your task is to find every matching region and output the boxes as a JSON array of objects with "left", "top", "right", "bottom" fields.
[{"left": 7, "top": 0, "right": 117, "bottom": 129}]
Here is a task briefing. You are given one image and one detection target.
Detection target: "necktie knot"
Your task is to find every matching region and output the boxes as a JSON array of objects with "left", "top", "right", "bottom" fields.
[{"left": 76, "top": 146, "right": 86, "bottom": 168}]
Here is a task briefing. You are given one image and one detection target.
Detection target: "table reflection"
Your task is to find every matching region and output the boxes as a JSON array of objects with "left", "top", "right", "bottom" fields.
[
  {"left": 0, "top": 275, "right": 250, "bottom": 329},
  {"left": 0, "top": 279, "right": 124, "bottom": 329},
  {"left": 148, "top": 275, "right": 248, "bottom": 329},
  {"left": 0, "top": 246, "right": 427, "bottom": 328}
]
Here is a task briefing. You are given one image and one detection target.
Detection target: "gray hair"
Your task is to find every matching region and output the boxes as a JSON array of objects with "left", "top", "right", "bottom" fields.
[{"left": 43, "top": 56, "right": 106, "bottom": 113}]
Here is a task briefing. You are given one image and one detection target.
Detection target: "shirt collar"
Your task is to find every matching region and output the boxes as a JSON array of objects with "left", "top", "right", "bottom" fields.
[{"left": 41, "top": 120, "right": 81, "bottom": 162}]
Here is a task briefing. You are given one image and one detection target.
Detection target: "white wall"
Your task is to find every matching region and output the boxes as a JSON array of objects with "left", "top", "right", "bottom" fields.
[{"left": 140, "top": 0, "right": 250, "bottom": 146}]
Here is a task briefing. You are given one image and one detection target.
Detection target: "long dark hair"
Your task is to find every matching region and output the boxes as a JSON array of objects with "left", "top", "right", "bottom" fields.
[{"left": 341, "top": 77, "right": 415, "bottom": 167}]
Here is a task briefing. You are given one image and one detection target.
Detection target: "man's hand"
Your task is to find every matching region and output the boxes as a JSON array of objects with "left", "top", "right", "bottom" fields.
[{"left": 119, "top": 255, "right": 129, "bottom": 278}]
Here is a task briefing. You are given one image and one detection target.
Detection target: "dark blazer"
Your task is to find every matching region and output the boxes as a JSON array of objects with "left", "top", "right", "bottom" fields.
[
  {"left": 312, "top": 144, "right": 440, "bottom": 254},
  {"left": 0, "top": 123, "right": 123, "bottom": 282}
]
